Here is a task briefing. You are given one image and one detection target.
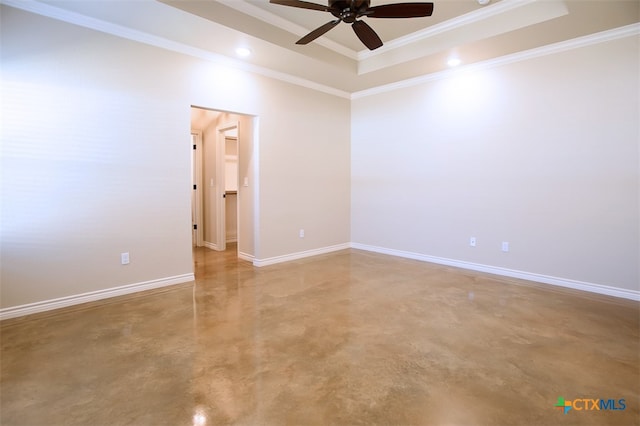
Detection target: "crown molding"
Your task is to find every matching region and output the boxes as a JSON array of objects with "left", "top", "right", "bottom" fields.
[
  {"left": 357, "top": 0, "right": 569, "bottom": 74},
  {"left": 218, "top": 0, "right": 358, "bottom": 60},
  {"left": 0, "top": 0, "right": 351, "bottom": 99},
  {"left": 358, "top": 0, "right": 542, "bottom": 61},
  {"left": 351, "top": 22, "right": 640, "bottom": 99},
  {"left": 2, "top": 0, "right": 636, "bottom": 100}
]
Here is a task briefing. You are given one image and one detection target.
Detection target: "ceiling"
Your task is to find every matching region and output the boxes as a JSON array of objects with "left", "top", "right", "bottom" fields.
[
  {"left": 8, "top": 0, "right": 640, "bottom": 95},
  {"left": 158, "top": 0, "right": 639, "bottom": 92}
]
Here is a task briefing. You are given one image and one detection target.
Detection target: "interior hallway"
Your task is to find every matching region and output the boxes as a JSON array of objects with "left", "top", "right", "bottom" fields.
[{"left": 1, "top": 247, "right": 638, "bottom": 425}]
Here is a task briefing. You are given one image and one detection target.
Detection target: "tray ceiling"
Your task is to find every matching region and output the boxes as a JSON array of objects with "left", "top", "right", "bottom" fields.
[{"left": 7, "top": 0, "right": 640, "bottom": 95}]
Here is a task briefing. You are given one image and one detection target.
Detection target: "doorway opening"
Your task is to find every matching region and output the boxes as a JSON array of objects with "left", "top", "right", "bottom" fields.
[
  {"left": 216, "top": 121, "right": 239, "bottom": 253},
  {"left": 189, "top": 106, "right": 256, "bottom": 263}
]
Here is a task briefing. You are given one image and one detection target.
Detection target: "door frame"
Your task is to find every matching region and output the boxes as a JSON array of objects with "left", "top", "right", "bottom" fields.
[
  {"left": 215, "top": 121, "right": 239, "bottom": 252},
  {"left": 191, "top": 130, "right": 204, "bottom": 247}
]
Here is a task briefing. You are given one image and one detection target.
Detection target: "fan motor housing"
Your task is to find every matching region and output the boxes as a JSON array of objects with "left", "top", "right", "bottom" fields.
[{"left": 329, "top": 0, "right": 370, "bottom": 22}]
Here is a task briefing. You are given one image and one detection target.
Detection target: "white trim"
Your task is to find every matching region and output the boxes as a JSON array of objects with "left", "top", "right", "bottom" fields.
[
  {"left": 357, "top": 0, "right": 569, "bottom": 75},
  {"left": 203, "top": 241, "right": 218, "bottom": 251},
  {"left": 4, "top": 243, "right": 635, "bottom": 320},
  {"left": 0, "top": 0, "right": 351, "bottom": 99},
  {"left": 358, "top": 0, "right": 548, "bottom": 61},
  {"left": 352, "top": 22, "right": 640, "bottom": 99},
  {"left": 238, "top": 251, "right": 255, "bottom": 262},
  {"left": 0, "top": 274, "right": 195, "bottom": 321},
  {"left": 253, "top": 243, "right": 350, "bottom": 267},
  {"left": 218, "top": 0, "right": 357, "bottom": 59},
  {"left": 251, "top": 116, "right": 261, "bottom": 261},
  {"left": 351, "top": 243, "right": 640, "bottom": 301},
  {"left": 3, "top": 0, "right": 636, "bottom": 99},
  {"left": 191, "top": 130, "right": 204, "bottom": 247}
]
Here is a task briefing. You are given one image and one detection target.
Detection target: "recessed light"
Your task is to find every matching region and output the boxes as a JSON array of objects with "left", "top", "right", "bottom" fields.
[
  {"left": 447, "top": 58, "right": 461, "bottom": 67},
  {"left": 235, "top": 47, "right": 251, "bottom": 58},
  {"left": 477, "top": 0, "right": 491, "bottom": 5}
]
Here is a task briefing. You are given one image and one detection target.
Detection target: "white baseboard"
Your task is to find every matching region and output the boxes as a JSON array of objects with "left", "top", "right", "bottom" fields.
[
  {"left": 202, "top": 241, "right": 218, "bottom": 251},
  {"left": 203, "top": 241, "right": 252, "bottom": 261},
  {"left": 238, "top": 251, "right": 254, "bottom": 262},
  {"left": 253, "top": 243, "right": 351, "bottom": 267},
  {"left": 351, "top": 243, "right": 640, "bottom": 301},
  {"left": 4, "top": 243, "right": 634, "bottom": 321},
  {"left": 204, "top": 241, "right": 241, "bottom": 250},
  {"left": 0, "top": 273, "right": 195, "bottom": 321}
]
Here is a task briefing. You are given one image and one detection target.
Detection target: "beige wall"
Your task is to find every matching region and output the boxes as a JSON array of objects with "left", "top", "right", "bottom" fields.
[
  {"left": 2, "top": 4, "right": 635, "bottom": 311},
  {"left": 256, "top": 78, "right": 351, "bottom": 260},
  {"left": 351, "top": 35, "right": 639, "bottom": 292},
  {"left": 0, "top": 6, "right": 351, "bottom": 309}
]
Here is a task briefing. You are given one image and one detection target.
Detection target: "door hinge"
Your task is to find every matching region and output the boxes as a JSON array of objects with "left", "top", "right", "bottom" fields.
[
  {"left": 193, "top": 184, "right": 196, "bottom": 190},
  {"left": 193, "top": 144, "right": 196, "bottom": 150},
  {"left": 193, "top": 224, "right": 197, "bottom": 230},
  {"left": 223, "top": 193, "right": 226, "bottom": 198}
]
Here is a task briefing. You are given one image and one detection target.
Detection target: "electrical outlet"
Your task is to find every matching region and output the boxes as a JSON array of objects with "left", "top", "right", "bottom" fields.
[
  {"left": 121, "top": 252, "right": 130, "bottom": 265},
  {"left": 299, "top": 229, "right": 305, "bottom": 238},
  {"left": 469, "top": 237, "right": 476, "bottom": 247},
  {"left": 501, "top": 242, "right": 509, "bottom": 252}
]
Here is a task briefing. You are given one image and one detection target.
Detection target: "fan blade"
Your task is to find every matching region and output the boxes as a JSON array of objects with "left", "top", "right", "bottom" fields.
[
  {"left": 297, "top": 19, "right": 341, "bottom": 45},
  {"left": 269, "top": 0, "right": 329, "bottom": 12},
  {"left": 352, "top": 20, "right": 383, "bottom": 50},
  {"left": 367, "top": 3, "right": 434, "bottom": 18},
  {"left": 352, "top": 0, "right": 368, "bottom": 9}
]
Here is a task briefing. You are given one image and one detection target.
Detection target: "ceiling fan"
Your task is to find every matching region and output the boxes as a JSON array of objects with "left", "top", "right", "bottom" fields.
[{"left": 270, "top": 0, "right": 434, "bottom": 51}]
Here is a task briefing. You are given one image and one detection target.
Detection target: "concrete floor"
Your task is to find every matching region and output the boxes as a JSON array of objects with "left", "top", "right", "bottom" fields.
[{"left": 1, "top": 247, "right": 638, "bottom": 425}]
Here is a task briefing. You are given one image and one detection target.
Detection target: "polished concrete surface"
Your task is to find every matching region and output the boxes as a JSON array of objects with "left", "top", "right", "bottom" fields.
[{"left": 1, "top": 247, "right": 638, "bottom": 425}]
